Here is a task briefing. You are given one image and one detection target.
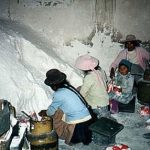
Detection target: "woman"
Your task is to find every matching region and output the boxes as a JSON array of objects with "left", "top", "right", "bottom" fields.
[
  {"left": 75, "top": 54, "right": 110, "bottom": 119},
  {"left": 110, "top": 34, "right": 150, "bottom": 84},
  {"left": 39, "top": 69, "right": 92, "bottom": 145}
]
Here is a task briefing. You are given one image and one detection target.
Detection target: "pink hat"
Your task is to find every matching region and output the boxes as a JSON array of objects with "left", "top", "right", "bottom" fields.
[{"left": 75, "top": 54, "right": 99, "bottom": 70}]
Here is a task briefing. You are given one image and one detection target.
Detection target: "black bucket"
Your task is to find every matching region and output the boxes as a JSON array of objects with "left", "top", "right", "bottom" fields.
[{"left": 137, "top": 79, "right": 150, "bottom": 104}]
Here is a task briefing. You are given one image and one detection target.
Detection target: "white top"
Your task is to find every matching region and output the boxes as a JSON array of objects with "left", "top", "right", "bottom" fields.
[{"left": 127, "top": 50, "right": 138, "bottom": 64}]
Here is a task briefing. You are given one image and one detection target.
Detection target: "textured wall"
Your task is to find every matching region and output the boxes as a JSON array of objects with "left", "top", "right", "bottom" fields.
[
  {"left": 9, "top": 0, "right": 96, "bottom": 45},
  {"left": 114, "top": 0, "right": 150, "bottom": 41},
  {"left": 0, "top": 0, "right": 150, "bottom": 44}
]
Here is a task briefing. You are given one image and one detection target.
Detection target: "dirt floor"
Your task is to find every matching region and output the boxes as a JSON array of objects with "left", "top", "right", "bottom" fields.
[{"left": 59, "top": 98, "right": 150, "bottom": 150}]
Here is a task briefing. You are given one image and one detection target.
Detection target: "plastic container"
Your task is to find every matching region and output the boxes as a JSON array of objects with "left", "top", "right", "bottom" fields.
[
  {"left": 0, "top": 126, "right": 13, "bottom": 150},
  {"left": 137, "top": 79, "right": 150, "bottom": 104},
  {"left": 89, "top": 117, "right": 124, "bottom": 146},
  {"left": 30, "top": 117, "right": 53, "bottom": 136},
  {"left": 28, "top": 130, "right": 58, "bottom": 150},
  {"left": 0, "top": 100, "right": 10, "bottom": 136},
  {"left": 105, "top": 143, "right": 132, "bottom": 150},
  {"left": 27, "top": 117, "right": 58, "bottom": 149}
]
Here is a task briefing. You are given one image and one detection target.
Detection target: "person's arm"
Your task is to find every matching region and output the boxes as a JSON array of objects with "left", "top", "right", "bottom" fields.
[
  {"left": 38, "top": 100, "right": 59, "bottom": 117},
  {"left": 110, "top": 67, "right": 115, "bottom": 79},
  {"left": 80, "top": 75, "right": 93, "bottom": 98},
  {"left": 46, "top": 94, "right": 62, "bottom": 116},
  {"left": 141, "top": 47, "right": 150, "bottom": 66},
  {"left": 122, "top": 75, "right": 134, "bottom": 94},
  {"left": 109, "top": 50, "right": 126, "bottom": 78},
  {"left": 39, "top": 92, "right": 62, "bottom": 117},
  {"left": 101, "top": 69, "right": 108, "bottom": 83}
]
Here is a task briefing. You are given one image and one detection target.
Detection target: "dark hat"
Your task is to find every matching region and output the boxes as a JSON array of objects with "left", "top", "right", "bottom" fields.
[
  {"left": 119, "top": 34, "right": 141, "bottom": 44},
  {"left": 119, "top": 59, "right": 131, "bottom": 71},
  {"left": 44, "top": 69, "right": 66, "bottom": 86}
]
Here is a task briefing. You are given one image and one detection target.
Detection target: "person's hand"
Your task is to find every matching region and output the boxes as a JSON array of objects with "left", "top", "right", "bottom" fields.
[
  {"left": 110, "top": 68, "right": 115, "bottom": 79},
  {"left": 38, "top": 110, "right": 47, "bottom": 117},
  {"left": 113, "top": 86, "right": 122, "bottom": 92},
  {"left": 113, "top": 86, "right": 118, "bottom": 92}
]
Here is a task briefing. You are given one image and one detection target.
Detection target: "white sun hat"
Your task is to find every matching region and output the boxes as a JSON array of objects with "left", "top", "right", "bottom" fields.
[{"left": 75, "top": 54, "right": 99, "bottom": 71}]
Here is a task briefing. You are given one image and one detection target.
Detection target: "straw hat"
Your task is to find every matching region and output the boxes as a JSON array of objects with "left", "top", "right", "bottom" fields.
[{"left": 119, "top": 34, "right": 141, "bottom": 43}]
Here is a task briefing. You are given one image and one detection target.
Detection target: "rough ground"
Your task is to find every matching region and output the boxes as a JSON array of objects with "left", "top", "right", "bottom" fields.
[{"left": 59, "top": 98, "right": 150, "bottom": 150}]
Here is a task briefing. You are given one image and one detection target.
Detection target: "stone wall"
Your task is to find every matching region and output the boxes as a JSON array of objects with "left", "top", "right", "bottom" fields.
[{"left": 0, "top": 0, "right": 150, "bottom": 45}]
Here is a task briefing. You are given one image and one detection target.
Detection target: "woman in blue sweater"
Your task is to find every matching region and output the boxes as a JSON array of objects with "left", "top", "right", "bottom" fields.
[{"left": 39, "top": 69, "right": 92, "bottom": 145}]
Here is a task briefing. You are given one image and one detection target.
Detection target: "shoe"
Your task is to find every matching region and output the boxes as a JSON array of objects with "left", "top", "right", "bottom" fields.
[
  {"left": 143, "top": 133, "right": 150, "bottom": 139},
  {"left": 67, "top": 142, "right": 76, "bottom": 146}
]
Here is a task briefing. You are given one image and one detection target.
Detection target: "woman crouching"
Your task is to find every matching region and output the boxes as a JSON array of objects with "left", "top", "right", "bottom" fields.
[{"left": 39, "top": 69, "right": 92, "bottom": 145}]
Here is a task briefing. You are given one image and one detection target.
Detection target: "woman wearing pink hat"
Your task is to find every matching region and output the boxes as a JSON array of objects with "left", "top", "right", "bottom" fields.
[{"left": 75, "top": 54, "right": 110, "bottom": 118}]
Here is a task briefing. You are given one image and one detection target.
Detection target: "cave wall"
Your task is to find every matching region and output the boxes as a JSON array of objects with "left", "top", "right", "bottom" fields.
[{"left": 0, "top": 0, "right": 150, "bottom": 45}]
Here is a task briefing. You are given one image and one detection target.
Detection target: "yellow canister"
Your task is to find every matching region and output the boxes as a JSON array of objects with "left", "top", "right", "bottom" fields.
[
  {"left": 27, "top": 116, "right": 58, "bottom": 149},
  {"left": 28, "top": 130, "right": 58, "bottom": 150},
  {"left": 30, "top": 117, "right": 53, "bottom": 135}
]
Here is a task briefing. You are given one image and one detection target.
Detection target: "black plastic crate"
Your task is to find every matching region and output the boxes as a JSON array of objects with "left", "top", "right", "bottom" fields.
[
  {"left": 118, "top": 96, "right": 135, "bottom": 113},
  {"left": 89, "top": 117, "right": 124, "bottom": 146},
  {"left": 92, "top": 132, "right": 116, "bottom": 145}
]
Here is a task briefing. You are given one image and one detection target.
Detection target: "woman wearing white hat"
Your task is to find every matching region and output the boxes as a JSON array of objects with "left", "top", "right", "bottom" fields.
[
  {"left": 75, "top": 54, "right": 110, "bottom": 118},
  {"left": 110, "top": 34, "right": 150, "bottom": 84}
]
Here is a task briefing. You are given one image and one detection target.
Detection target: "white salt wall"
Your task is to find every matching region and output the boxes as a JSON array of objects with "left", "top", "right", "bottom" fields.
[
  {"left": 0, "top": 19, "right": 83, "bottom": 114},
  {"left": 57, "top": 30, "right": 121, "bottom": 74},
  {"left": 0, "top": 26, "right": 50, "bottom": 114},
  {"left": 0, "top": 18, "right": 121, "bottom": 114},
  {"left": 0, "top": 0, "right": 150, "bottom": 114},
  {"left": 0, "top": 0, "right": 149, "bottom": 43},
  {"left": 0, "top": 0, "right": 149, "bottom": 70},
  {"left": 9, "top": 0, "right": 95, "bottom": 46}
]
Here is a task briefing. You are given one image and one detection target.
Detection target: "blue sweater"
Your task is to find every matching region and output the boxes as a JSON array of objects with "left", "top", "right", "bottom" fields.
[{"left": 46, "top": 87, "right": 91, "bottom": 123}]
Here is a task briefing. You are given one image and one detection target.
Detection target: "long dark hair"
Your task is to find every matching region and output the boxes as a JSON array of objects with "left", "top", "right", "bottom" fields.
[{"left": 51, "top": 80, "right": 76, "bottom": 91}]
